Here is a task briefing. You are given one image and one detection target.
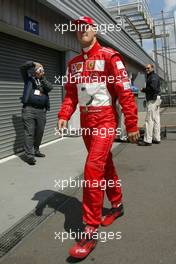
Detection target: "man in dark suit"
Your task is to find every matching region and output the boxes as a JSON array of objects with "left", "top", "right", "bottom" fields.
[
  {"left": 139, "top": 64, "right": 161, "bottom": 146},
  {"left": 20, "top": 61, "right": 53, "bottom": 165}
]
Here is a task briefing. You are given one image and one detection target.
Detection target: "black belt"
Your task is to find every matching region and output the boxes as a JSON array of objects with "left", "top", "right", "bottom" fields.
[{"left": 23, "top": 104, "right": 45, "bottom": 109}]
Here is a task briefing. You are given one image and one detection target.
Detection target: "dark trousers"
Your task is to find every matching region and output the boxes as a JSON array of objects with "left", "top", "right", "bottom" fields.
[{"left": 22, "top": 106, "right": 46, "bottom": 158}]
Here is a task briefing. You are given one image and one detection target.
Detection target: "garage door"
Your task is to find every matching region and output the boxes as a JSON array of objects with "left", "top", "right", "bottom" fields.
[{"left": 0, "top": 32, "right": 64, "bottom": 159}]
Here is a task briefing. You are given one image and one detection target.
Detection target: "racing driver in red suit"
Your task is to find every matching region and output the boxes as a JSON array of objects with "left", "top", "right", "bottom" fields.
[{"left": 58, "top": 16, "right": 139, "bottom": 259}]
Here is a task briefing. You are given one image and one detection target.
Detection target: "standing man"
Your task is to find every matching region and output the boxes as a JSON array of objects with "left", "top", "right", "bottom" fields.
[
  {"left": 139, "top": 64, "right": 161, "bottom": 146},
  {"left": 20, "top": 61, "right": 53, "bottom": 165},
  {"left": 58, "top": 16, "right": 139, "bottom": 259}
]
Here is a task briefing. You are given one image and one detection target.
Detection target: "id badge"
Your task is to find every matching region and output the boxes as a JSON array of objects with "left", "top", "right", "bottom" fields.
[{"left": 34, "top": 90, "right": 40, "bottom": 96}]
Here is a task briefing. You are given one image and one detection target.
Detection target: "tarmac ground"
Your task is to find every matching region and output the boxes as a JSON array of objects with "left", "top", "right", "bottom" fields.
[{"left": 0, "top": 107, "right": 176, "bottom": 264}]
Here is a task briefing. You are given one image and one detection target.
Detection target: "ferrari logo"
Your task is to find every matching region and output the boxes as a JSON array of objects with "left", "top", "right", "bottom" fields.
[{"left": 87, "top": 60, "right": 95, "bottom": 71}]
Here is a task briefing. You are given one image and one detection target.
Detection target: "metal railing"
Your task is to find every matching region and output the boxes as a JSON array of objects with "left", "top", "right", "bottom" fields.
[{"left": 161, "top": 93, "right": 176, "bottom": 107}]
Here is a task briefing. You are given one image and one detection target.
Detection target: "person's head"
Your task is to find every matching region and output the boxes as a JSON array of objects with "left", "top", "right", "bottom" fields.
[
  {"left": 73, "top": 16, "right": 97, "bottom": 48},
  {"left": 34, "top": 66, "right": 45, "bottom": 79},
  {"left": 145, "top": 64, "right": 154, "bottom": 75}
]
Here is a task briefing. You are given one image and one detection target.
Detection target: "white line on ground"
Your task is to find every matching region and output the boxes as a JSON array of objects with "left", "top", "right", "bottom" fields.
[{"left": 0, "top": 137, "right": 65, "bottom": 164}]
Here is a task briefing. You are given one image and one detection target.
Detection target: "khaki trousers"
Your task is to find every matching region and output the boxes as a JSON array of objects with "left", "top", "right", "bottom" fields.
[{"left": 144, "top": 96, "right": 161, "bottom": 143}]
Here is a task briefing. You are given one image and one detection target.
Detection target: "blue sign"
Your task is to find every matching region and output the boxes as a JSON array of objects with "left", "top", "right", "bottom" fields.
[{"left": 24, "top": 16, "right": 39, "bottom": 35}]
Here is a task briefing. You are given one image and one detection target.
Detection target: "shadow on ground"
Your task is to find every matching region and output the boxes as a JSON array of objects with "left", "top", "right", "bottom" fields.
[{"left": 32, "top": 190, "right": 109, "bottom": 263}]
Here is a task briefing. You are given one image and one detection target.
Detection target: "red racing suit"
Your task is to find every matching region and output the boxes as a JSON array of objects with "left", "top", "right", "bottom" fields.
[{"left": 58, "top": 41, "right": 138, "bottom": 226}]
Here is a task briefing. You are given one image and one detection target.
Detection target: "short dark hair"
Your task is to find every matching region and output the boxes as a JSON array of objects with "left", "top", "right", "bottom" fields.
[{"left": 145, "top": 64, "right": 154, "bottom": 70}]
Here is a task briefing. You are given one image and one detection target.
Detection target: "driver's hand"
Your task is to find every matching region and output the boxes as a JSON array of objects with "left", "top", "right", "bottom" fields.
[
  {"left": 58, "top": 119, "right": 67, "bottom": 130},
  {"left": 128, "top": 131, "right": 140, "bottom": 143}
]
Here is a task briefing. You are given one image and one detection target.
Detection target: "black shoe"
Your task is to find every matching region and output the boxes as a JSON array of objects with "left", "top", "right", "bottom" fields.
[
  {"left": 35, "top": 151, "right": 45, "bottom": 157},
  {"left": 26, "top": 157, "right": 36, "bottom": 165},
  {"left": 138, "top": 141, "right": 152, "bottom": 146},
  {"left": 152, "top": 140, "right": 161, "bottom": 144}
]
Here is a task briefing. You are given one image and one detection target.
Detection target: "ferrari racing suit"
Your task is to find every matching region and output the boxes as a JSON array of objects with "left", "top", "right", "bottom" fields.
[{"left": 58, "top": 41, "right": 138, "bottom": 226}]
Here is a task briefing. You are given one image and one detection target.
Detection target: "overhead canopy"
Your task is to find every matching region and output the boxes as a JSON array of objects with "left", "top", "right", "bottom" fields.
[{"left": 39, "top": 0, "right": 164, "bottom": 79}]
